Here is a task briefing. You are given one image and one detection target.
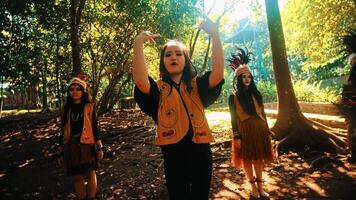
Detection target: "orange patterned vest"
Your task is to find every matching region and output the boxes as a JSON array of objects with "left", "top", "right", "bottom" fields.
[
  {"left": 155, "top": 78, "right": 213, "bottom": 145},
  {"left": 62, "top": 103, "right": 95, "bottom": 144}
]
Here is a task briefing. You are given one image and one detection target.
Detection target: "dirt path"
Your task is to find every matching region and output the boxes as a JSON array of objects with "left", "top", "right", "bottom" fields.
[{"left": 0, "top": 110, "right": 355, "bottom": 199}]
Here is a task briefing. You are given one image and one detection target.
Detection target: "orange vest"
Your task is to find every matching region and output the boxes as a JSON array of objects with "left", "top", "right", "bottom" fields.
[
  {"left": 233, "top": 93, "right": 265, "bottom": 122},
  {"left": 155, "top": 78, "right": 213, "bottom": 145},
  {"left": 62, "top": 103, "right": 95, "bottom": 144}
]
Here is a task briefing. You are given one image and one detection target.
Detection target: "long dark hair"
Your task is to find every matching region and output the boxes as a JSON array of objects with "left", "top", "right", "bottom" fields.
[
  {"left": 62, "top": 83, "right": 90, "bottom": 124},
  {"left": 233, "top": 74, "right": 263, "bottom": 115},
  {"left": 159, "top": 40, "right": 197, "bottom": 93}
]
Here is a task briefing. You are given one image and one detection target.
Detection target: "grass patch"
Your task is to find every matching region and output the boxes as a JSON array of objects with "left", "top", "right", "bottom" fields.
[
  {"left": 205, "top": 110, "right": 232, "bottom": 143},
  {"left": 0, "top": 109, "right": 41, "bottom": 117}
]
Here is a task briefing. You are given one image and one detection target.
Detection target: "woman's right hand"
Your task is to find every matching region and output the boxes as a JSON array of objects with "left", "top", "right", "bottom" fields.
[
  {"left": 197, "top": 16, "right": 219, "bottom": 36},
  {"left": 234, "top": 139, "right": 241, "bottom": 149},
  {"left": 134, "top": 31, "right": 160, "bottom": 44}
]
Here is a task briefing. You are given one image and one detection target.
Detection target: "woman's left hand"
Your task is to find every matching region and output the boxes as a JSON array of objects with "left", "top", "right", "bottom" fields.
[
  {"left": 234, "top": 139, "right": 241, "bottom": 149},
  {"left": 97, "top": 149, "right": 104, "bottom": 160},
  {"left": 198, "top": 16, "right": 219, "bottom": 36}
]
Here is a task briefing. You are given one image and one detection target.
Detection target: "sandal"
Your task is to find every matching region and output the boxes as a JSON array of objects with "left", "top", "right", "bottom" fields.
[
  {"left": 256, "top": 178, "right": 270, "bottom": 198},
  {"left": 249, "top": 177, "right": 260, "bottom": 199}
]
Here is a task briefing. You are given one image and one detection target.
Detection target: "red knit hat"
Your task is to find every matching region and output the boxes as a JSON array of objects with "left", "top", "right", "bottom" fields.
[
  {"left": 69, "top": 77, "right": 87, "bottom": 90},
  {"left": 235, "top": 64, "right": 251, "bottom": 77}
]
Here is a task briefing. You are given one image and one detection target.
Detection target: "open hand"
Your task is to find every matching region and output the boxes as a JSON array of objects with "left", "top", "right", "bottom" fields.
[
  {"left": 197, "top": 16, "right": 219, "bottom": 36},
  {"left": 135, "top": 31, "right": 160, "bottom": 44},
  {"left": 97, "top": 150, "right": 104, "bottom": 160}
]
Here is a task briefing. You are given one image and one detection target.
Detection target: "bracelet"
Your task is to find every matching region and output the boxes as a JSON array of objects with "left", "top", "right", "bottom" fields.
[{"left": 233, "top": 131, "right": 241, "bottom": 139}]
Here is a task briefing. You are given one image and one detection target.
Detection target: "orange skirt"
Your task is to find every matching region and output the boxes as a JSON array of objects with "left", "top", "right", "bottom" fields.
[{"left": 231, "top": 117, "right": 275, "bottom": 168}]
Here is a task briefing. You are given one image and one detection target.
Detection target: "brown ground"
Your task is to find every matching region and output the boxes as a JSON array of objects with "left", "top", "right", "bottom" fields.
[{"left": 0, "top": 109, "right": 355, "bottom": 200}]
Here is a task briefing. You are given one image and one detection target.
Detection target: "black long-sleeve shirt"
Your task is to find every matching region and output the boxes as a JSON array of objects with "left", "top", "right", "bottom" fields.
[{"left": 59, "top": 102, "right": 100, "bottom": 146}]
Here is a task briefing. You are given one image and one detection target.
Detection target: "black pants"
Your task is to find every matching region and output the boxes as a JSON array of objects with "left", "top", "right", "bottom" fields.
[{"left": 162, "top": 141, "right": 212, "bottom": 200}]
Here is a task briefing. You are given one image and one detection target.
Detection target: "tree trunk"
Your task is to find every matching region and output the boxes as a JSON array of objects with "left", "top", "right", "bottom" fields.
[
  {"left": 55, "top": 33, "right": 62, "bottom": 109},
  {"left": 70, "top": 0, "right": 86, "bottom": 75},
  {"left": 0, "top": 75, "right": 4, "bottom": 118},
  {"left": 200, "top": 36, "right": 211, "bottom": 75},
  {"left": 25, "top": 84, "right": 40, "bottom": 110},
  {"left": 264, "top": 0, "right": 346, "bottom": 153},
  {"left": 189, "top": 29, "right": 201, "bottom": 59},
  {"left": 97, "top": 71, "right": 124, "bottom": 115},
  {"left": 108, "top": 74, "right": 132, "bottom": 111},
  {"left": 41, "top": 62, "right": 49, "bottom": 113}
]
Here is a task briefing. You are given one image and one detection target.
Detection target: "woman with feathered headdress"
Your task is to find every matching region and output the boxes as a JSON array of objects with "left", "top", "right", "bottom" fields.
[{"left": 228, "top": 48, "right": 275, "bottom": 199}]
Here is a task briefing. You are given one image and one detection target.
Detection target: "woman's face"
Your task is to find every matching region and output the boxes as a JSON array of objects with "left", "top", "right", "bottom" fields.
[
  {"left": 163, "top": 44, "right": 186, "bottom": 76},
  {"left": 350, "top": 56, "right": 356, "bottom": 66},
  {"left": 242, "top": 73, "right": 251, "bottom": 87},
  {"left": 69, "top": 84, "right": 83, "bottom": 102}
]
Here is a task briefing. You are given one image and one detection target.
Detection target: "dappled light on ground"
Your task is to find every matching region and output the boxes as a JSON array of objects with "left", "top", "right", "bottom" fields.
[{"left": 0, "top": 109, "right": 355, "bottom": 199}]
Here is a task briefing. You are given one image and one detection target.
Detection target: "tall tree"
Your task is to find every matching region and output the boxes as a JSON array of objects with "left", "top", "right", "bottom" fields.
[
  {"left": 70, "top": 0, "right": 86, "bottom": 75},
  {"left": 264, "top": 0, "right": 346, "bottom": 153}
]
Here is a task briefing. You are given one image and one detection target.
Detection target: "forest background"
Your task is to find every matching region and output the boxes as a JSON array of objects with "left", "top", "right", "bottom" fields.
[
  {"left": 1, "top": 0, "right": 356, "bottom": 199},
  {"left": 1, "top": 0, "right": 354, "bottom": 115}
]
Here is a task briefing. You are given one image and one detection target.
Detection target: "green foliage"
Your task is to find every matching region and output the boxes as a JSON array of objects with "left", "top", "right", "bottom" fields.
[
  {"left": 293, "top": 79, "right": 340, "bottom": 103},
  {"left": 217, "top": 71, "right": 234, "bottom": 103},
  {"left": 282, "top": 0, "right": 356, "bottom": 69},
  {"left": 1, "top": 0, "right": 71, "bottom": 109},
  {"left": 222, "top": 0, "right": 275, "bottom": 83},
  {"left": 155, "top": 0, "right": 198, "bottom": 41},
  {"left": 250, "top": 78, "right": 340, "bottom": 103},
  {"left": 256, "top": 81, "right": 277, "bottom": 103},
  {"left": 306, "top": 57, "right": 348, "bottom": 79},
  {"left": 1, "top": 0, "right": 202, "bottom": 111}
]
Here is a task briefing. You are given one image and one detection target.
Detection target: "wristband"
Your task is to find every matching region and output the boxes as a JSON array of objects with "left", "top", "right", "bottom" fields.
[{"left": 233, "top": 131, "right": 241, "bottom": 139}]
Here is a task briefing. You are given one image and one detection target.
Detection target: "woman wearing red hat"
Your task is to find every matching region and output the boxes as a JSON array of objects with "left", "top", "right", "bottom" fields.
[{"left": 58, "top": 77, "right": 103, "bottom": 200}]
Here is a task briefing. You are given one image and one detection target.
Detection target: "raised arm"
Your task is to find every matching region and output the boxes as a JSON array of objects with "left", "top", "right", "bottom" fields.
[
  {"left": 132, "top": 31, "right": 160, "bottom": 94},
  {"left": 199, "top": 18, "right": 224, "bottom": 88}
]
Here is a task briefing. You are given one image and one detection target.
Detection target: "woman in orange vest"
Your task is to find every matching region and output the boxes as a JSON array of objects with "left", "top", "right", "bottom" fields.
[
  {"left": 58, "top": 77, "right": 104, "bottom": 200},
  {"left": 228, "top": 48, "right": 274, "bottom": 199},
  {"left": 132, "top": 17, "right": 224, "bottom": 199}
]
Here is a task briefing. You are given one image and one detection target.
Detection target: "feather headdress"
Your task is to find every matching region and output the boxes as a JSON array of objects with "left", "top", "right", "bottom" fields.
[
  {"left": 227, "top": 47, "right": 252, "bottom": 77},
  {"left": 227, "top": 47, "right": 251, "bottom": 70}
]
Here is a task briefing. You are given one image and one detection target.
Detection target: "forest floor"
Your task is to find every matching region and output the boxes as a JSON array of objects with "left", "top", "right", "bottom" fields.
[{"left": 0, "top": 109, "right": 356, "bottom": 200}]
